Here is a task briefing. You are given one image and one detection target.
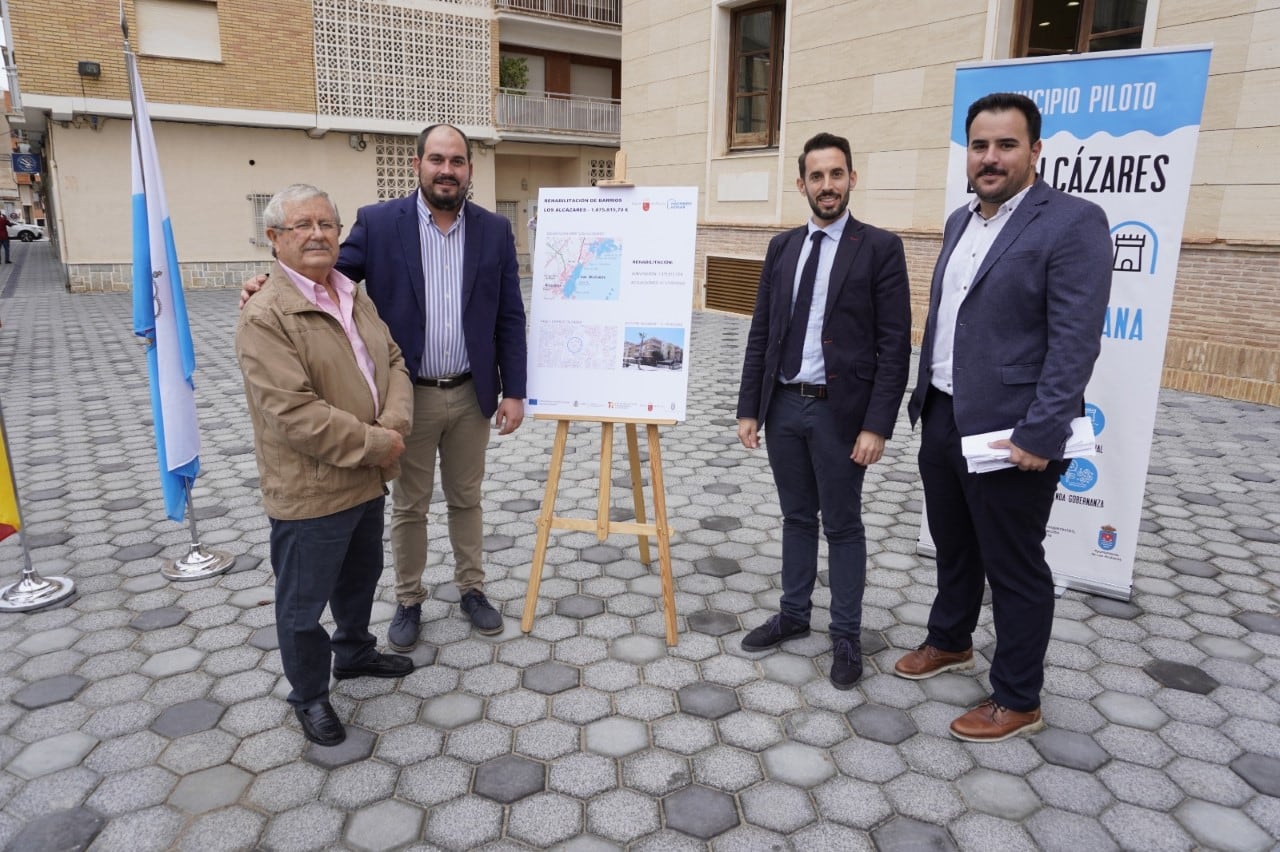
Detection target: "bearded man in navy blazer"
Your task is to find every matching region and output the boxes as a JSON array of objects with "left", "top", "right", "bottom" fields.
[
  {"left": 737, "top": 132, "right": 912, "bottom": 690},
  {"left": 894, "top": 93, "right": 1112, "bottom": 742},
  {"left": 243, "top": 124, "right": 527, "bottom": 646}
]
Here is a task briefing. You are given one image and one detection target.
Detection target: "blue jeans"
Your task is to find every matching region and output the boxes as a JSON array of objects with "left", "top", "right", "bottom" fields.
[
  {"left": 1, "top": 240, "right": 9, "bottom": 263},
  {"left": 269, "top": 496, "right": 385, "bottom": 707},
  {"left": 764, "top": 387, "right": 868, "bottom": 638}
]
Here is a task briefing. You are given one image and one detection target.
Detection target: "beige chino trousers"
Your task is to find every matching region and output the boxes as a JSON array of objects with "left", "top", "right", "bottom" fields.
[{"left": 390, "top": 382, "right": 490, "bottom": 604}]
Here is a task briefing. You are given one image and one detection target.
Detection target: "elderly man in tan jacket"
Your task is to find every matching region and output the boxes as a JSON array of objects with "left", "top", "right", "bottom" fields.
[{"left": 236, "top": 184, "right": 414, "bottom": 746}]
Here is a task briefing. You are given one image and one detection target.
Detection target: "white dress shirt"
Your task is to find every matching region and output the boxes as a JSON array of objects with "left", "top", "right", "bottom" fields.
[{"left": 787, "top": 212, "right": 849, "bottom": 385}]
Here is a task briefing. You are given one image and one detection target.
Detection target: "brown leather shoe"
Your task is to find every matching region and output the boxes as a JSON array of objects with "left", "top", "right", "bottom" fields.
[
  {"left": 950, "top": 700, "right": 1044, "bottom": 742},
  {"left": 893, "top": 643, "right": 974, "bottom": 680}
]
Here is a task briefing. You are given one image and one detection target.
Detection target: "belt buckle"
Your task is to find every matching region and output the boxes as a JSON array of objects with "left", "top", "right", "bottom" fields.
[{"left": 800, "top": 383, "right": 823, "bottom": 399}]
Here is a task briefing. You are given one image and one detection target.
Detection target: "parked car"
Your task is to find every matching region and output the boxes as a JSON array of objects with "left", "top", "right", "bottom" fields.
[{"left": 6, "top": 222, "right": 43, "bottom": 242}]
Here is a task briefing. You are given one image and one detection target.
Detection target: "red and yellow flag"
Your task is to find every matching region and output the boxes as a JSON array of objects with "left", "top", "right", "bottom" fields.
[{"left": 0, "top": 421, "right": 18, "bottom": 542}]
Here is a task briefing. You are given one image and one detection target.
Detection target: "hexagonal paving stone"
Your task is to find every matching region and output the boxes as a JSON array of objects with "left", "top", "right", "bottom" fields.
[
  {"left": 1167, "top": 557, "right": 1218, "bottom": 578},
  {"left": 115, "top": 542, "right": 164, "bottom": 561},
  {"left": 305, "top": 726, "right": 376, "bottom": 769},
  {"left": 248, "top": 626, "right": 279, "bottom": 651},
  {"left": 556, "top": 595, "right": 605, "bottom": 619},
  {"left": 169, "top": 764, "right": 253, "bottom": 814},
  {"left": 1031, "top": 728, "right": 1109, "bottom": 772},
  {"left": 346, "top": 798, "right": 424, "bottom": 851},
  {"left": 474, "top": 754, "right": 545, "bottom": 803},
  {"left": 1236, "top": 526, "right": 1280, "bottom": 543},
  {"left": 524, "top": 661, "right": 580, "bottom": 694},
  {"left": 677, "top": 683, "right": 740, "bottom": 719},
  {"left": 1231, "top": 753, "right": 1280, "bottom": 797},
  {"left": 140, "top": 647, "right": 206, "bottom": 678},
  {"left": 700, "top": 515, "right": 741, "bottom": 532},
  {"left": 130, "top": 606, "right": 189, "bottom": 631},
  {"left": 5, "top": 807, "right": 105, "bottom": 852},
  {"left": 1234, "top": 611, "right": 1280, "bottom": 636},
  {"left": 582, "top": 544, "right": 625, "bottom": 564},
  {"left": 611, "top": 634, "right": 666, "bottom": 664},
  {"left": 1086, "top": 596, "right": 1141, "bottom": 619},
  {"left": 1144, "top": 659, "right": 1219, "bottom": 694},
  {"left": 623, "top": 749, "right": 691, "bottom": 796},
  {"left": 12, "top": 674, "right": 88, "bottom": 710},
  {"left": 847, "top": 704, "right": 918, "bottom": 745},
  {"left": 664, "top": 784, "right": 739, "bottom": 839},
  {"left": 8, "top": 731, "right": 99, "bottom": 780},
  {"left": 762, "top": 742, "right": 836, "bottom": 787},
  {"left": 687, "top": 610, "right": 739, "bottom": 637},
  {"left": 151, "top": 699, "right": 226, "bottom": 738},
  {"left": 956, "top": 768, "right": 1041, "bottom": 820},
  {"left": 585, "top": 716, "right": 648, "bottom": 758},
  {"left": 1175, "top": 798, "right": 1273, "bottom": 852},
  {"left": 422, "top": 693, "right": 484, "bottom": 729},
  {"left": 693, "top": 556, "right": 741, "bottom": 578},
  {"left": 1094, "top": 691, "right": 1168, "bottom": 730},
  {"left": 500, "top": 498, "right": 541, "bottom": 513},
  {"left": 872, "top": 816, "right": 959, "bottom": 851},
  {"left": 508, "top": 792, "right": 583, "bottom": 847}
]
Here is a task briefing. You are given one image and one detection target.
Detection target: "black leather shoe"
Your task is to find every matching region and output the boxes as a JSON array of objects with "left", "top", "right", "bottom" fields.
[
  {"left": 387, "top": 603, "right": 422, "bottom": 652},
  {"left": 460, "top": 590, "right": 504, "bottom": 635},
  {"left": 741, "top": 613, "right": 810, "bottom": 651},
  {"left": 295, "top": 701, "right": 345, "bottom": 746},
  {"left": 830, "top": 636, "right": 863, "bottom": 690},
  {"left": 333, "top": 652, "right": 414, "bottom": 680}
]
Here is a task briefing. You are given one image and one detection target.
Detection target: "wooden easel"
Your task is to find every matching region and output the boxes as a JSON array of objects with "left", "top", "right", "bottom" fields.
[
  {"left": 520, "top": 151, "right": 681, "bottom": 646},
  {"left": 520, "top": 415, "right": 679, "bottom": 645}
]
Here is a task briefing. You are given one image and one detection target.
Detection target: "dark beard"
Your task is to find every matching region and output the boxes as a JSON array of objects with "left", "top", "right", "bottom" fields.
[
  {"left": 421, "top": 180, "right": 465, "bottom": 212},
  {"left": 807, "top": 191, "right": 848, "bottom": 223}
]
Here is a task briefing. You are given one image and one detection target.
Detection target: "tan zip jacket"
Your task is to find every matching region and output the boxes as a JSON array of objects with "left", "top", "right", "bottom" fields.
[{"left": 235, "top": 262, "right": 413, "bottom": 520}]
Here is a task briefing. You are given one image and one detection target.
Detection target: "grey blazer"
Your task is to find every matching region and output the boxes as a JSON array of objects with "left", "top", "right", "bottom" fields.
[{"left": 907, "top": 179, "right": 1113, "bottom": 459}]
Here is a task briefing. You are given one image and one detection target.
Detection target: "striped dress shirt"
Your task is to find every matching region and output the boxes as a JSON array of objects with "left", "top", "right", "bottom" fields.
[{"left": 416, "top": 193, "right": 470, "bottom": 379}]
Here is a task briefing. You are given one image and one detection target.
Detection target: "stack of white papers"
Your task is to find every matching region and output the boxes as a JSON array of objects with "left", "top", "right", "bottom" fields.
[{"left": 961, "top": 416, "right": 1096, "bottom": 474}]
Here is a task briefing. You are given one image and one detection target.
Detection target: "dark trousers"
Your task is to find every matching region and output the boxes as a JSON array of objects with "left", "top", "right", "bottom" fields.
[
  {"left": 269, "top": 496, "right": 385, "bottom": 707},
  {"left": 0, "top": 240, "right": 9, "bottom": 263},
  {"left": 919, "top": 389, "right": 1065, "bottom": 711},
  {"left": 764, "top": 386, "right": 868, "bottom": 639}
]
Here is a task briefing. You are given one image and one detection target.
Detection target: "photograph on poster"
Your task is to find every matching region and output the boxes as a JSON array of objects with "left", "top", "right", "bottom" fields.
[{"left": 622, "top": 326, "right": 685, "bottom": 371}]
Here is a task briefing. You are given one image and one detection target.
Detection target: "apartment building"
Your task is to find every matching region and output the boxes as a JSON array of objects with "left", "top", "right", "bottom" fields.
[
  {"left": 3, "top": 0, "right": 619, "bottom": 288},
  {"left": 622, "top": 0, "right": 1280, "bottom": 404}
]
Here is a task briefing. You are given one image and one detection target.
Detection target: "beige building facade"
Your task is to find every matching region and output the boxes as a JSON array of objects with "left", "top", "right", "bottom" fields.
[
  {"left": 622, "top": 0, "right": 1280, "bottom": 404},
  {"left": 5, "top": 0, "right": 619, "bottom": 289}
]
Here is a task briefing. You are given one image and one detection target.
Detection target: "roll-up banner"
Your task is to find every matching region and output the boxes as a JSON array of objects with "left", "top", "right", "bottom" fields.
[{"left": 920, "top": 46, "right": 1212, "bottom": 600}]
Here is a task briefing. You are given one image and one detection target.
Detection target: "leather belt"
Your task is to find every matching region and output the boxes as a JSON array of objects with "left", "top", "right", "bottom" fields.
[
  {"left": 415, "top": 372, "right": 472, "bottom": 389},
  {"left": 777, "top": 381, "right": 827, "bottom": 399}
]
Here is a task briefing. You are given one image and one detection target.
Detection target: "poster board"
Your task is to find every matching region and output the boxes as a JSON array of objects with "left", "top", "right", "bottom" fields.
[
  {"left": 921, "top": 46, "right": 1212, "bottom": 600},
  {"left": 526, "top": 187, "right": 699, "bottom": 421}
]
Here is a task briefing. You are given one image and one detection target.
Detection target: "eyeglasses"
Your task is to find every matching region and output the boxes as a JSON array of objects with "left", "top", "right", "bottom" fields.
[{"left": 273, "top": 220, "right": 342, "bottom": 235}]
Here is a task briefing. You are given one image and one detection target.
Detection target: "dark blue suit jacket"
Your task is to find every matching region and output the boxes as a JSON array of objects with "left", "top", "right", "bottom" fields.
[
  {"left": 737, "top": 214, "right": 913, "bottom": 444},
  {"left": 908, "top": 179, "right": 1112, "bottom": 459},
  {"left": 337, "top": 193, "right": 527, "bottom": 418}
]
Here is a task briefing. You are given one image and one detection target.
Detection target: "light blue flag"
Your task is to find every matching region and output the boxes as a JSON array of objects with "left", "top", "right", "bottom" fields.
[{"left": 127, "top": 50, "right": 200, "bottom": 522}]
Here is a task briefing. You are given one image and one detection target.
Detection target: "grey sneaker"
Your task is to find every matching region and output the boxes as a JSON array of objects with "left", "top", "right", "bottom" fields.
[
  {"left": 387, "top": 603, "right": 421, "bottom": 652},
  {"left": 460, "top": 590, "right": 503, "bottom": 635}
]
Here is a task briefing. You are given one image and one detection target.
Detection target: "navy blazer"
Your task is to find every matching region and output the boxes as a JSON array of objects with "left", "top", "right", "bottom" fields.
[
  {"left": 908, "top": 180, "right": 1112, "bottom": 459},
  {"left": 737, "top": 214, "right": 912, "bottom": 444},
  {"left": 337, "top": 193, "right": 527, "bottom": 418}
]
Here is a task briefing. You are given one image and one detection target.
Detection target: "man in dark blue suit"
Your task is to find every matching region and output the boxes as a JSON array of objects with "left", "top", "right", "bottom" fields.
[
  {"left": 896, "top": 94, "right": 1112, "bottom": 742},
  {"left": 736, "top": 132, "right": 912, "bottom": 690},
  {"left": 243, "top": 125, "right": 527, "bottom": 646}
]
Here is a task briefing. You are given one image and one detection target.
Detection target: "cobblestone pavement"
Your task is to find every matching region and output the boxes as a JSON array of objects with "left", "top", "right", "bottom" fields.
[{"left": 1, "top": 241, "right": 1278, "bottom": 851}]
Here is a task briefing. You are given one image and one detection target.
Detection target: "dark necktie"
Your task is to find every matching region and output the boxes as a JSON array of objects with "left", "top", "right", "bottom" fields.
[{"left": 780, "top": 230, "right": 825, "bottom": 382}]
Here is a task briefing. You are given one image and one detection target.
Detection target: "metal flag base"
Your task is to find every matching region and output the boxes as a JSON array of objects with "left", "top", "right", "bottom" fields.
[
  {"left": 162, "top": 543, "right": 234, "bottom": 582},
  {"left": 0, "top": 570, "right": 76, "bottom": 613}
]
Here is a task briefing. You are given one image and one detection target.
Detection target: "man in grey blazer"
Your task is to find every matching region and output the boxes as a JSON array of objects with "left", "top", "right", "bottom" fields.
[
  {"left": 896, "top": 93, "right": 1112, "bottom": 741},
  {"left": 737, "top": 132, "right": 912, "bottom": 690}
]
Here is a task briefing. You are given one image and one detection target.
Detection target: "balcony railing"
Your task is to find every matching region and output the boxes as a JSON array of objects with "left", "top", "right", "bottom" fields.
[
  {"left": 495, "top": 0, "right": 620, "bottom": 27},
  {"left": 495, "top": 89, "right": 620, "bottom": 137}
]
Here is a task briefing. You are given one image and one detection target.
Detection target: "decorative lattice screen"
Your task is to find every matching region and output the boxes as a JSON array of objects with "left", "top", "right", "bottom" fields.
[
  {"left": 313, "top": 0, "right": 492, "bottom": 125},
  {"left": 589, "top": 157, "right": 614, "bottom": 186},
  {"left": 374, "top": 135, "right": 418, "bottom": 201}
]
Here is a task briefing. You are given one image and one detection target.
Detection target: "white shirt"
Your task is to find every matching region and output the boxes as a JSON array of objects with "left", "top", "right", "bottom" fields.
[
  {"left": 930, "top": 185, "right": 1033, "bottom": 393},
  {"left": 787, "top": 213, "right": 848, "bottom": 385}
]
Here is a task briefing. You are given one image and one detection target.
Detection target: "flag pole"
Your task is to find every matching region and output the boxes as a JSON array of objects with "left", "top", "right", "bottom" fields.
[
  {"left": 160, "top": 479, "right": 233, "bottom": 581},
  {"left": 0, "top": 399, "right": 76, "bottom": 612},
  {"left": 124, "top": 15, "right": 230, "bottom": 582}
]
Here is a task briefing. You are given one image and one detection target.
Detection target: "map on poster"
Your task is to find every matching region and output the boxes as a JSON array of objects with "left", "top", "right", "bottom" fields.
[{"left": 526, "top": 187, "right": 698, "bottom": 421}]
